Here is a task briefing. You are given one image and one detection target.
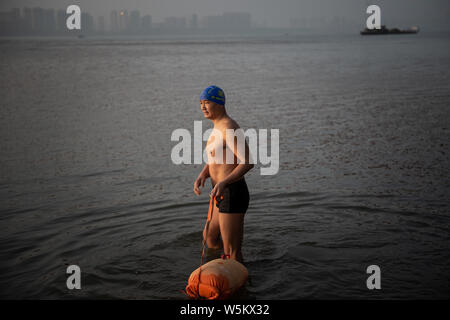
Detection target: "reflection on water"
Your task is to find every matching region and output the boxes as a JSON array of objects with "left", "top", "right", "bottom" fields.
[{"left": 0, "top": 33, "right": 449, "bottom": 299}]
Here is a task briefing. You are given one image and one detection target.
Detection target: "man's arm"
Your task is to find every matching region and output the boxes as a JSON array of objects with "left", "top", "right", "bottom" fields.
[
  {"left": 194, "top": 164, "right": 210, "bottom": 195},
  {"left": 199, "top": 163, "right": 210, "bottom": 178},
  {"left": 221, "top": 134, "right": 254, "bottom": 185}
]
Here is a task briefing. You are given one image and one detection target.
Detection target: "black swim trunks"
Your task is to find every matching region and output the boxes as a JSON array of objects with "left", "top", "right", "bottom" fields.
[{"left": 215, "top": 178, "right": 250, "bottom": 214}]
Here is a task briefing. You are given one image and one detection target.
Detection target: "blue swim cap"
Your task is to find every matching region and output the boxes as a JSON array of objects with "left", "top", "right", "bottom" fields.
[{"left": 200, "top": 85, "right": 226, "bottom": 106}]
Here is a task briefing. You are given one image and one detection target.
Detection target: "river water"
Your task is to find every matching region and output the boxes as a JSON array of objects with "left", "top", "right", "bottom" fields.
[{"left": 0, "top": 32, "right": 449, "bottom": 299}]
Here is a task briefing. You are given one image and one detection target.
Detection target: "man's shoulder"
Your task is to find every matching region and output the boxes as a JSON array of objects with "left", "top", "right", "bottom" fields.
[{"left": 221, "top": 117, "right": 240, "bottom": 130}]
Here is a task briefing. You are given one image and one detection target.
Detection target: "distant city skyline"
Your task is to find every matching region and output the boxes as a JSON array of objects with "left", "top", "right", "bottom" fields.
[
  {"left": 0, "top": 7, "right": 256, "bottom": 36},
  {"left": 1, "top": 0, "right": 449, "bottom": 37},
  {"left": 0, "top": 0, "right": 449, "bottom": 31},
  {"left": 0, "top": 6, "right": 385, "bottom": 37}
]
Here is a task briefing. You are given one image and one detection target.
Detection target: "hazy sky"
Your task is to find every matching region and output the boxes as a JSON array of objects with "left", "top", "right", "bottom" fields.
[{"left": 1, "top": 0, "right": 449, "bottom": 29}]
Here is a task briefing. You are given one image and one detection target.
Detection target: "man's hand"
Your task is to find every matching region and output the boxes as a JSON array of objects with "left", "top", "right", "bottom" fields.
[
  {"left": 210, "top": 180, "right": 226, "bottom": 200},
  {"left": 193, "top": 174, "right": 208, "bottom": 196}
]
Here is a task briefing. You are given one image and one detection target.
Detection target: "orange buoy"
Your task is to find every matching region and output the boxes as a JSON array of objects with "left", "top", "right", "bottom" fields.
[
  {"left": 185, "top": 195, "right": 248, "bottom": 299},
  {"left": 185, "top": 257, "right": 248, "bottom": 300}
]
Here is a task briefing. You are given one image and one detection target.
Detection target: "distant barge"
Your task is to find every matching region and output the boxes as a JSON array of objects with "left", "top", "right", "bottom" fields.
[{"left": 360, "top": 25, "right": 419, "bottom": 35}]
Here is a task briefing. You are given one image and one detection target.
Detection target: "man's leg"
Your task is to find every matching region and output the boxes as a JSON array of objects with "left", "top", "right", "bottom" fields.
[
  {"left": 219, "top": 212, "right": 245, "bottom": 263},
  {"left": 203, "top": 204, "right": 223, "bottom": 250}
]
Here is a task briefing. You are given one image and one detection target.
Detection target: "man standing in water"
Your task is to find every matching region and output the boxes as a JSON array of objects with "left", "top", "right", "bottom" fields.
[{"left": 193, "top": 85, "right": 253, "bottom": 263}]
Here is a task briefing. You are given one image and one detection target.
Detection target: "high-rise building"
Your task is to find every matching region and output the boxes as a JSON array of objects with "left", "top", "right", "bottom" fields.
[
  {"left": 11, "top": 8, "right": 21, "bottom": 32},
  {"left": 142, "top": 15, "right": 152, "bottom": 33},
  {"left": 7, "top": 8, "right": 21, "bottom": 34},
  {"left": 23, "top": 7, "right": 33, "bottom": 32},
  {"left": 110, "top": 10, "right": 118, "bottom": 33},
  {"left": 98, "top": 16, "right": 105, "bottom": 33},
  {"left": 32, "top": 7, "right": 45, "bottom": 33},
  {"left": 56, "top": 9, "right": 66, "bottom": 32},
  {"left": 119, "top": 10, "right": 128, "bottom": 32},
  {"left": 129, "top": 10, "right": 140, "bottom": 33},
  {"left": 190, "top": 14, "right": 198, "bottom": 30},
  {"left": 43, "top": 9, "right": 56, "bottom": 33},
  {"left": 81, "top": 12, "right": 94, "bottom": 33},
  {"left": 0, "top": 10, "right": 14, "bottom": 35}
]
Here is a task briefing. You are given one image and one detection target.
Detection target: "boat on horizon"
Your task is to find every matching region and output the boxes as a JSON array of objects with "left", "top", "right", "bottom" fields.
[{"left": 360, "top": 25, "right": 419, "bottom": 35}]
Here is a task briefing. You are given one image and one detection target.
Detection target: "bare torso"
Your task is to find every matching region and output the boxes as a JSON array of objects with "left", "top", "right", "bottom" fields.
[{"left": 206, "top": 117, "right": 242, "bottom": 185}]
